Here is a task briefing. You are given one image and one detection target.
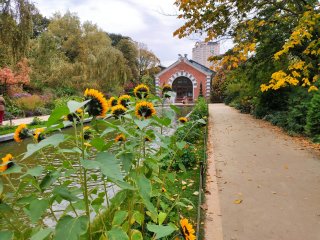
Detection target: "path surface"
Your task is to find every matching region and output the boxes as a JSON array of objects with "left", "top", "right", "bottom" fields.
[
  {"left": 205, "top": 104, "right": 320, "bottom": 240},
  {"left": 2, "top": 115, "right": 49, "bottom": 126}
]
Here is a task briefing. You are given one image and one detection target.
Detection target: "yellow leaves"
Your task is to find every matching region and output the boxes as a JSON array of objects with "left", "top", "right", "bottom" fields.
[
  {"left": 288, "top": 61, "right": 305, "bottom": 70},
  {"left": 233, "top": 199, "right": 243, "bottom": 204},
  {"left": 308, "top": 86, "right": 318, "bottom": 92}
]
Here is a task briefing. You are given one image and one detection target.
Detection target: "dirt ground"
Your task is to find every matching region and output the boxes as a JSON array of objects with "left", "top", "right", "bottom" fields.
[{"left": 205, "top": 104, "right": 320, "bottom": 240}]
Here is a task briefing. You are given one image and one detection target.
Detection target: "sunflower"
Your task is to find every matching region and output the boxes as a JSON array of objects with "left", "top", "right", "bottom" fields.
[
  {"left": 178, "top": 117, "right": 188, "bottom": 123},
  {"left": 83, "top": 126, "right": 92, "bottom": 140},
  {"left": 180, "top": 218, "right": 196, "bottom": 240},
  {"left": 135, "top": 101, "right": 156, "bottom": 119},
  {"left": 144, "top": 136, "right": 152, "bottom": 142},
  {"left": 118, "top": 95, "right": 131, "bottom": 108},
  {"left": 162, "top": 84, "right": 172, "bottom": 98},
  {"left": 14, "top": 124, "right": 29, "bottom": 142},
  {"left": 115, "top": 133, "right": 126, "bottom": 142},
  {"left": 111, "top": 105, "right": 127, "bottom": 118},
  {"left": 65, "top": 112, "right": 81, "bottom": 122},
  {"left": 0, "top": 154, "right": 14, "bottom": 173},
  {"left": 33, "top": 128, "right": 45, "bottom": 142},
  {"left": 134, "top": 84, "right": 150, "bottom": 99},
  {"left": 84, "top": 88, "right": 109, "bottom": 117},
  {"left": 108, "top": 97, "right": 118, "bottom": 107}
]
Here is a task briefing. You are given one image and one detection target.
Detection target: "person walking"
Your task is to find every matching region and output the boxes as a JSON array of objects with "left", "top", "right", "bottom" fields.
[{"left": 0, "top": 95, "right": 5, "bottom": 125}]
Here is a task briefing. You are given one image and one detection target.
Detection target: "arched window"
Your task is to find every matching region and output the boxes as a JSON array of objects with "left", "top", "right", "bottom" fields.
[{"left": 172, "top": 77, "right": 193, "bottom": 102}]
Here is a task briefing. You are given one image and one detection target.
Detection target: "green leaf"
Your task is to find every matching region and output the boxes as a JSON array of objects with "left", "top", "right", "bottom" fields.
[
  {"left": 147, "top": 224, "right": 176, "bottom": 239},
  {"left": 67, "top": 100, "right": 90, "bottom": 113},
  {"left": 118, "top": 153, "right": 133, "bottom": 173},
  {"left": 80, "top": 159, "right": 100, "bottom": 170},
  {"left": 0, "top": 231, "right": 13, "bottom": 240},
  {"left": 197, "top": 118, "right": 206, "bottom": 125},
  {"left": 53, "top": 186, "right": 79, "bottom": 202},
  {"left": 112, "top": 180, "right": 135, "bottom": 190},
  {"left": 23, "top": 134, "right": 67, "bottom": 160},
  {"left": 96, "top": 152, "right": 123, "bottom": 181},
  {"left": 107, "top": 227, "right": 129, "bottom": 240},
  {"left": 112, "top": 210, "right": 128, "bottom": 226},
  {"left": 101, "top": 127, "right": 115, "bottom": 137},
  {"left": 23, "top": 166, "right": 44, "bottom": 177},
  {"left": 134, "top": 119, "right": 151, "bottom": 130},
  {"left": 131, "top": 230, "right": 143, "bottom": 240},
  {"left": 132, "top": 211, "right": 144, "bottom": 225},
  {"left": 30, "top": 228, "right": 53, "bottom": 240},
  {"left": 170, "top": 104, "right": 181, "bottom": 113},
  {"left": 47, "top": 105, "right": 69, "bottom": 127},
  {"left": 0, "top": 164, "right": 22, "bottom": 175},
  {"left": 178, "top": 163, "right": 186, "bottom": 172},
  {"left": 136, "top": 174, "right": 157, "bottom": 216},
  {"left": 40, "top": 171, "right": 60, "bottom": 191},
  {"left": 28, "top": 199, "right": 49, "bottom": 223},
  {"left": 176, "top": 141, "right": 187, "bottom": 150},
  {"left": 54, "top": 215, "right": 88, "bottom": 240},
  {"left": 158, "top": 212, "right": 167, "bottom": 225},
  {"left": 153, "top": 116, "right": 171, "bottom": 127},
  {"left": 0, "top": 203, "right": 13, "bottom": 213},
  {"left": 90, "top": 137, "right": 106, "bottom": 151}
]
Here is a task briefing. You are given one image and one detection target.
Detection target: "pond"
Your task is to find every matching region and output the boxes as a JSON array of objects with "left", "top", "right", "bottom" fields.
[{"left": 0, "top": 105, "right": 193, "bottom": 227}]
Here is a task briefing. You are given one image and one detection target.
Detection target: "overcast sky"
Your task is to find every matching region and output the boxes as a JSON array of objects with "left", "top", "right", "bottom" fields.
[{"left": 34, "top": 0, "right": 231, "bottom": 67}]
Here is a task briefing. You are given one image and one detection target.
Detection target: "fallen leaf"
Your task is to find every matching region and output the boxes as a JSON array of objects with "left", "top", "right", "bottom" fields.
[
  {"left": 187, "top": 183, "right": 193, "bottom": 187},
  {"left": 182, "top": 186, "right": 186, "bottom": 190},
  {"left": 233, "top": 199, "right": 243, "bottom": 204},
  {"left": 193, "top": 191, "right": 199, "bottom": 196},
  {"left": 182, "top": 180, "right": 187, "bottom": 185},
  {"left": 200, "top": 203, "right": 208, "bottom": 210}
]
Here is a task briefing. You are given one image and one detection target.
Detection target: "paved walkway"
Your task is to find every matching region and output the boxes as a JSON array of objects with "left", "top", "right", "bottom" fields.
[
  {"left": 2, "top": 115, "right": 49, "bottom": 126},
  {"left": 205, "top": 104, "right": 320, "bottom": 240}
]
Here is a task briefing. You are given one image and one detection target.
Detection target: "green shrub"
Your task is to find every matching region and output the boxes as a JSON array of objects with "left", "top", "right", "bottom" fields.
[
  {"left": 189, "top": 97, "right": 208, "bottom": 121},
  {"left": 176, "top": 122, "right": 202, "bottom": 144},
  {"left": 306, "top": 93, "right": 320, "bottom": 141},
  {"left": 14, "top": 95, "right": 44, "bottom": 112},
  {"left": 29, "top": 116, "right": 45, "bottom": 126}
]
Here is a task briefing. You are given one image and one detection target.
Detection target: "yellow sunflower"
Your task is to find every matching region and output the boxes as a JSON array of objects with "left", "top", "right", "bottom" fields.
[
  {"left": 0, "top": 154, "right": 14, "bottom": 173},
  {"left": 180, "top": 218, "right": 196, "bottom": 240},
  {"left": 33, "top": 128, "right": 45, "bottom": 142},
  {"left": 111, "top": 105, "right": 127, "bottom": 118},
  {"left": 144, "top": 136, "right": 152, "bottom": 142},
  {"left": 178, "top": 117, "right": 188, "bottom": 123},
  {"left": 83, "top": 126, "right": 92, "bottom": 140},
  {"left": 14, "top": 124, "right": 29, "bottom": 142},
  {"left": 108, "top": 97, "right": 118, "bottom": 107},
  {"left": 135, "top": 101, "right": 156, "bottom": 119},
  {"left": 134, "top": 84, "right": 150, "bottom": 99},
  {"left": 162, "top": 84, "right": 172, "bottom": 98},
  {"left": 118, "top": 95, "right": 131, "bottom": 108},
  {"left": 84, "top": 88, "right": 109, "bottom": 117},
  {"left": 115, "top": 133, "right": 126, "bottom": 142}
]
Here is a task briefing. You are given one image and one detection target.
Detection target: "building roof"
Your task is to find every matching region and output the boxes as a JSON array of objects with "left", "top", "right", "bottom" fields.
[
  {"left": 189, "top": 59, "right": 214, "bottom": 74},
  {"left": 155, "top": 56, "right": 215, "bottom": 78}
]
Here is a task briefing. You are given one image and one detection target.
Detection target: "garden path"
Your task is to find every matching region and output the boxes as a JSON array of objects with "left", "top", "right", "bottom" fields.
[
  {"left": 205, "top": 103, "right": 320, "bottom": 240},
  {"left": 3, "top": 115, "right": 49, "bottom": 126}
]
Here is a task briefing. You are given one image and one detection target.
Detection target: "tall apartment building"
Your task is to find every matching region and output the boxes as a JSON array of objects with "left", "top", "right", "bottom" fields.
[{"left": 192, "top": 41, "right": 220, "bottom": 68}]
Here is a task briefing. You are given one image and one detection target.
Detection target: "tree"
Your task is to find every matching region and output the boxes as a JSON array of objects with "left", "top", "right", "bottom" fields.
[
  {"left": 136, "top": 43, "right": 160, "bottom": 79},
  {"left": 0, "top": 0, "right": 33, "bottom": 65},
  {"left": 116, "top": 39, "right": 139, "bottom": 81},
  {"left": 175, "top": 0, "right": 319, "bottom": 93}
]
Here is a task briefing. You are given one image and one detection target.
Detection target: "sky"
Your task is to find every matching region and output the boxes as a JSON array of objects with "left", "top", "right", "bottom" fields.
[{"left": 34, "top": 0, "right": 231, "bottom": 67}]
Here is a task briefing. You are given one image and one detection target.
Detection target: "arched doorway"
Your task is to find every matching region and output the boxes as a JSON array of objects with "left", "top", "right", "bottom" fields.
[{"left": 172, "top": 76, "right": 193, "bottom": 103}]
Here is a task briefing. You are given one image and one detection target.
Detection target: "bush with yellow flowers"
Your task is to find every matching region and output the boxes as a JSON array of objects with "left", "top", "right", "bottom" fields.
[{"left": 0, "top": 86, "right": 206, "bottom": 240}]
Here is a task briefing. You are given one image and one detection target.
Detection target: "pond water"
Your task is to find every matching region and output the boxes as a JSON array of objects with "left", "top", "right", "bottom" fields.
[{"left": 0, "top": 105, "right": 193, "bottom": 227}]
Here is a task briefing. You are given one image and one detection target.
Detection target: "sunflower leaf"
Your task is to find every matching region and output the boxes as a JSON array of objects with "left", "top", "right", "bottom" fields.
[
  {"left": 67, "top": 100, "right": 90, "bottom": 113},
  {"left": 146, "top": 224, "right": 176, "bottom": 239}
]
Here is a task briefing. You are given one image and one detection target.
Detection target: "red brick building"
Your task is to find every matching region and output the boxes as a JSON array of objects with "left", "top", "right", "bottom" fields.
[{"left": 155, "top": 54, "right": 214, "bottom": 102}]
